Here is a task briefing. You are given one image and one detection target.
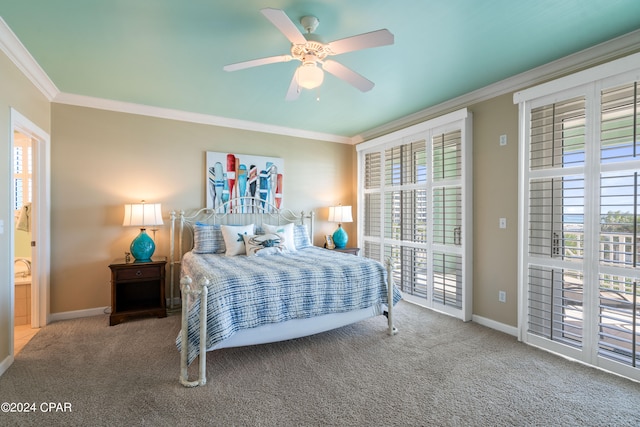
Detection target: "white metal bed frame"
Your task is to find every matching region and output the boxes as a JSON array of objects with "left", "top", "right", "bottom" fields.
[{"left": 170, "top": 197, "right": 397, "bottom": 387}]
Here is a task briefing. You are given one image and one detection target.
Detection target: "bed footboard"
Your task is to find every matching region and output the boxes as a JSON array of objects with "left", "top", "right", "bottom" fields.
[{"left": 179, "top": 276, "right": 208, "bottom": 387}]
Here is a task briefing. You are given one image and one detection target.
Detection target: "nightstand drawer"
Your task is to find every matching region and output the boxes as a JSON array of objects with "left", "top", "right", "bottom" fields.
[{"left": 115, "top": 265, "right": 161, "bottom": 281}]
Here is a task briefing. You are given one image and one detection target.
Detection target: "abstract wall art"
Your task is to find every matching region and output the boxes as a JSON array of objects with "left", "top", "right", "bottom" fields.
[{"left": 206, "top": 152, "right": 284, "bottom": 213}]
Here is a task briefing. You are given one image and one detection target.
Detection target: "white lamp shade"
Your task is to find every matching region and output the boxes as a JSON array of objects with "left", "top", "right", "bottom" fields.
[
  {"left": 123, "top": 203, "right": 163, "bottom": 227},
  {"left": 296, "top": 63, "right": 324, "bottom": 89},
  {"left": 328, "top": 205, "right": 353, "bottom": 223}
]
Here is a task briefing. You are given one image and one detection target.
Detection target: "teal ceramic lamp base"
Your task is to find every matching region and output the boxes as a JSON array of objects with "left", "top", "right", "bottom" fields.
[
  {"left": 130, "top": 228, "right": 155, "bottom": 262},
  {"left": 332, "top": 224, "right": 348, "bottom": 249}
]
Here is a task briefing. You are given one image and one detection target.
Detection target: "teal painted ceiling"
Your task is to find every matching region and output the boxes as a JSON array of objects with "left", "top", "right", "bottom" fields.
[{"left": 1, "top": 1, "right": 640, "bottom": 138}]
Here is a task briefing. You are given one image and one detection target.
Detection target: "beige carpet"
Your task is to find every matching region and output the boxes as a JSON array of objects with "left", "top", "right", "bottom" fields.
[{"left": 1, "top": 301, "right": 639, "bottom": 426}]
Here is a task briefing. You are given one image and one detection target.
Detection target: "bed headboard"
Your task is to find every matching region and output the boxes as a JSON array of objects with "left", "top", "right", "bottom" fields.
[{"left": 168, "top": 196, "right": 315, "bottom": 309}]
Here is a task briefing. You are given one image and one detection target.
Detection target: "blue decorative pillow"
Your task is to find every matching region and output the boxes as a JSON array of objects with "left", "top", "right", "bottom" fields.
[
  {"left": 193, "top": 224, "right": 225, "bottom": 254},
  {"left": 294, "top": 224, "right": 312, "bottom": 249}
]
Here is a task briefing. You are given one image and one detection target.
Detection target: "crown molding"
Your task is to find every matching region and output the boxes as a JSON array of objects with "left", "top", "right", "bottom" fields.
[
  {"left": 52, "top": 92, "right": 352, "bottom": 144},
  {"left": 352, "top": 29, "right": 640, "bottom": 144},
  {"left": 0, "top": 17, "right": 59, "bottom": 100}
]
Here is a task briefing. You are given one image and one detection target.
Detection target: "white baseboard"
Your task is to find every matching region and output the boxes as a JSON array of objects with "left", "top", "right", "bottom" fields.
[
  {"left": 0, "top": 354, "right": 15, "bottom": 377},
  {"left": 49, "top": 306, "right": 109, "bottom": 323},
  {"left": 472, "top": 314, "right": 518, "bottom": 337}
]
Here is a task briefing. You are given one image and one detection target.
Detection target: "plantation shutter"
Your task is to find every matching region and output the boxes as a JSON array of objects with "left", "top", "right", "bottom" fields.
[
  {"left": 13, "top": 133, "right": 32, "bottom": 211},
  {"left": 597, "top": 82, "right": 640, "bottom": 367},
  {"left": 526, "top": 98, "right": 587, "bottom": 349},
  {"left": 364, "top": 152, "right": 382, "bottom": 260},
  {"left": 358, "top": 108, "right": 472, "bottom": 321},
  {"left": 516, "top": 53, "right": 640, "bottom": 381}
]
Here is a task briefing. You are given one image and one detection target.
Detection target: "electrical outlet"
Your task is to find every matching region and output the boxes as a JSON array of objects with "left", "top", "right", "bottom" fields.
[
  {"left": 499, "top": 218, "right": 507, "bottom": 229},
  {"left": 498, "top": 291, "right": 507, "bottom": 303},
  {"left": 499, "top": 134, "right": 507, "bottom": 146}
]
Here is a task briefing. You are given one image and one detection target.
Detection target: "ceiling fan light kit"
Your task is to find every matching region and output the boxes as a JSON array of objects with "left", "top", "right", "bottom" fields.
[
  {"left": 296, "top": 62, "right": 324, "bottom": 89},
  {"left": 223, "top": 8, "right": 394, "bottom": 100}
]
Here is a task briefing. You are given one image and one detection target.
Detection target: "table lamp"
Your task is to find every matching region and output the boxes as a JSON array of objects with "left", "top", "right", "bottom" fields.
[
  {"left": 123, "top": 201, "right": 163, "bottom": 262},
  {"left": 328, "top": 205, "right": 353, "bottom": 249}
]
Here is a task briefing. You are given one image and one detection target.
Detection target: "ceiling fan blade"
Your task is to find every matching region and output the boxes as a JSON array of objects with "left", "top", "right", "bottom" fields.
[
  {"left": 285, "top": 72, "right": 301, "bottom": 101},
  {"left": 261, "top": 8, "right": 307, "bottom": 46},
  {"left": 322, "top": 60, "right": 374, "bottom": 92},
  {"left": 328, "top": 29, "right": 394, "bottom": 55},
  {"left": 223, "top": 55, "right": 292, "bottom": 72}
]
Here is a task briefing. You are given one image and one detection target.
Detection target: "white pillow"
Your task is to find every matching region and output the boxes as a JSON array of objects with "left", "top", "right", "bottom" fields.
[
  {"left": 220, "top": 224, "right": 255, "bottom": 256},
  {"left": 243, "top": 233, "right": 285, "bottom": 256},
  {"left": 262, "top": 223, "right": 296, "bottom": 252}
]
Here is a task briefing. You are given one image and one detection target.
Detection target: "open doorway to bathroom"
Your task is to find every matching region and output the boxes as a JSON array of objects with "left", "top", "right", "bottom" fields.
[
  {"left": 11, "top": 108, "right": 50, "bottom": 356},
  {"left": 13, "top": 129, "right": 37, "bottom": 354}
]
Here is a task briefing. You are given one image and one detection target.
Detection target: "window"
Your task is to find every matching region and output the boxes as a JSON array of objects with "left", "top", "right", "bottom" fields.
[
  {"left": 515, "top": 53, "right": 640, "bottom": 381},
  {"left": 14, "top": 131, "right": 32, "bottom": 212},
  {"left": 357, "top": 109, "right": 472, "bottom": 321}
]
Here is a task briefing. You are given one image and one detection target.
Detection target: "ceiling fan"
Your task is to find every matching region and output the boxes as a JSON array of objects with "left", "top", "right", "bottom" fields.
[{"left": 223, "top": 8, "right": 394, "bottom": 100}]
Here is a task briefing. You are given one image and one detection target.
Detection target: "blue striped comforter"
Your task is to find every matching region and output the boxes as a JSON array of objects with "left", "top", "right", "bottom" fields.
[{"left": 176, "top": 246, "right": 402, "bottom": 364}]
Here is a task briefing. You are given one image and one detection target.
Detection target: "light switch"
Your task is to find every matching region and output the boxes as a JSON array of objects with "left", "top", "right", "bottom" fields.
[
  {"left": 0, "top": 219, "right": 4, "bottom": 234},
  {"left": 499, "top": 218, "right": 507, "bottom": 229}
]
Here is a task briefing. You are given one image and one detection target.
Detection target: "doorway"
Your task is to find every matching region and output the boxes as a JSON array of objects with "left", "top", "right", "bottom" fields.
[{"left": 10, "top": 108, "right": 50, "bottom": 355}]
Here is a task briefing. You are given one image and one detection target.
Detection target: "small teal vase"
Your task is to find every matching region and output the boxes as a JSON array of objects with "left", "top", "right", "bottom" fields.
[
  {"left": 130, "top": 228, "right": 155, "bottom": 262},
  {"left": 332, "top": 225, "right": 348, "bottom": 249}
]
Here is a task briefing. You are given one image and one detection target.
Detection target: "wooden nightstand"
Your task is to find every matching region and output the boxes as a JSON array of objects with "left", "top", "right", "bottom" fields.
[
  {"left": 331, "top": 247, "right": 360, "bottom": 256},
  {"left": 109, "top": 257, "right": 167, "bottom": 326}
]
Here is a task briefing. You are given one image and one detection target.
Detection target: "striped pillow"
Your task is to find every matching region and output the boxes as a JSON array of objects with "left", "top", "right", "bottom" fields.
[
  {"left": 192, "top": 224, "right": 225, "bottom": 254},
  {"left": 293, "top": 224, "right": 312, "bottom": 249}
]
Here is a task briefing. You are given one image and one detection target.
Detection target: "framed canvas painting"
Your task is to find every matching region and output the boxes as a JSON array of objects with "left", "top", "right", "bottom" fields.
[{"left": 206, "top": 152, "right": 284, "bottom": 213}]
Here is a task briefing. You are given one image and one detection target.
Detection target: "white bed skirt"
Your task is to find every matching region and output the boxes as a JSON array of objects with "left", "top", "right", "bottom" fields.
[{"left": 208, "top": 305, "right": 382, "bottom": 351}]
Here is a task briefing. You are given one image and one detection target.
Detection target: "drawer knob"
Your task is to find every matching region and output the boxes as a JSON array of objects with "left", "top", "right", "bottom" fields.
[{"left": 136, "top": 270, "right": 142, "bottom": 277}]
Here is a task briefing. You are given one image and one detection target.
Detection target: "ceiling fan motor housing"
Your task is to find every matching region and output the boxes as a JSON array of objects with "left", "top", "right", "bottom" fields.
[{"left": 291, "top": 41, "right": 329, "bottom": 61}]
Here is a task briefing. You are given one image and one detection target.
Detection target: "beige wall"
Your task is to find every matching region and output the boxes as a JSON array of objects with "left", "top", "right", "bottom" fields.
[
  {"left": 0, "top": 50, "right": 50, "bottom": 364},
  {"left": 469, "top": 94, "right": 519, "bottom": 326},
  {"left": 50, "top": 104, "right": 356, "bottom": 313},
  {"left": 52, "top": 98, "right": 523, "bottom": 326}
]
